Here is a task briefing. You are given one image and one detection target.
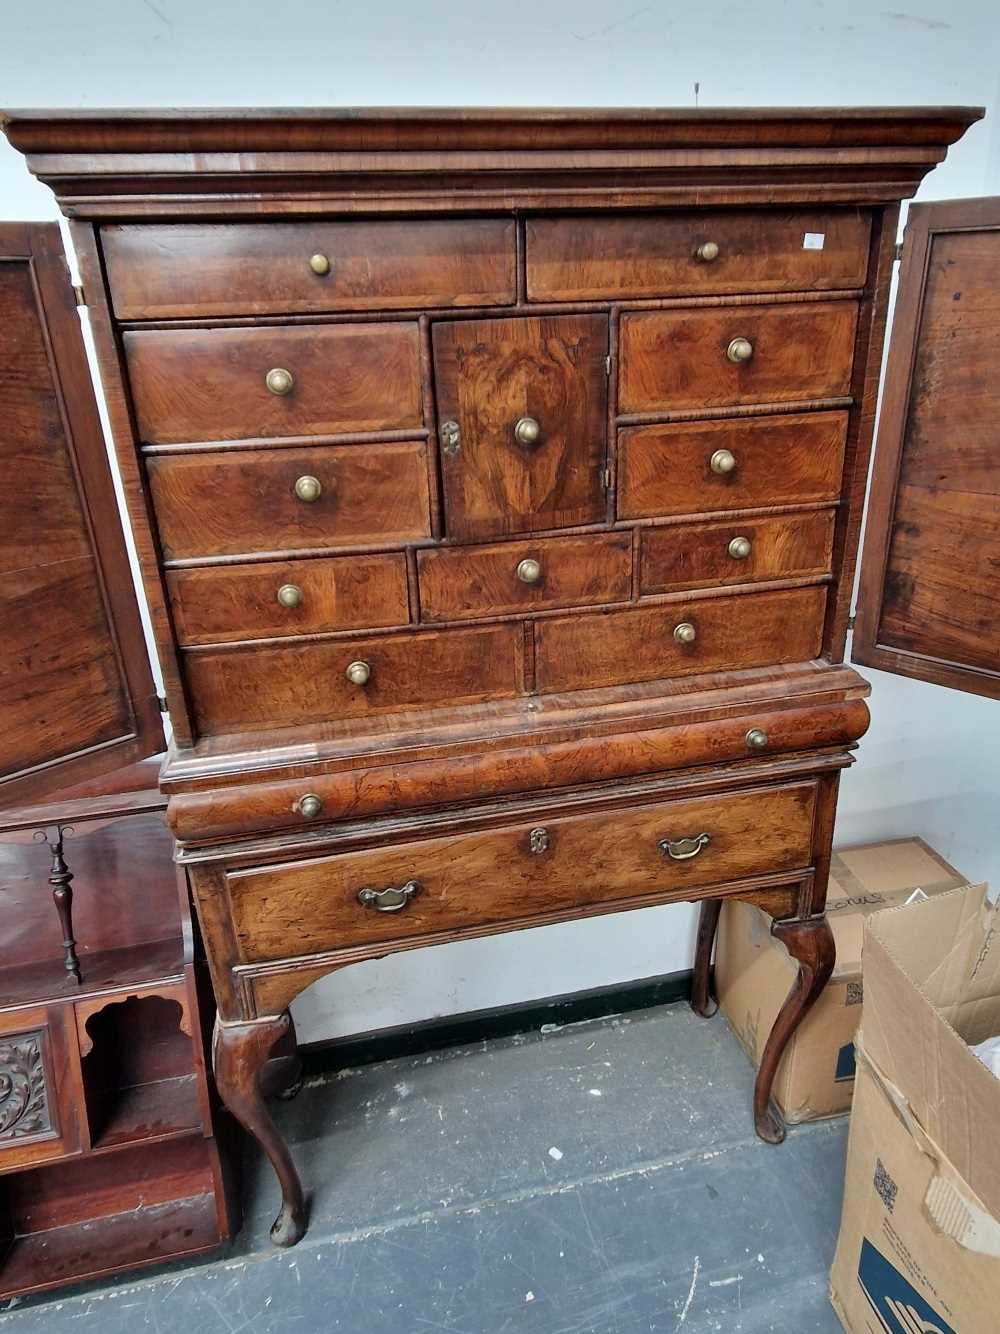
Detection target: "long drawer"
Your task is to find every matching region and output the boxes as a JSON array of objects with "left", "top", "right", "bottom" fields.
[
  {"left": 227, "top": 780, "right": 818, "bottom": 961},
  {"left": 147, "top": 441, "right": 432, "bottom": 561},
  {"left": 526, "top": 208, "right": 871, "bottom": 301},
  {"left": 617, "top": 411, "right": 848, "bottom": 519},
  {"left": 618, "top": 301, "right": 858, "bottom": 413},
  {"left": 103, "top": 218, "right": 516, "bottom": 319},
  {"left": 184, "top": 622, "right": 524, "bottom": 735},
  {"left": 535, "top": 586, "right": 827, "bottom": 693},
  {"left": 125, "top": 322, "right": 422, "bottom": 445}
]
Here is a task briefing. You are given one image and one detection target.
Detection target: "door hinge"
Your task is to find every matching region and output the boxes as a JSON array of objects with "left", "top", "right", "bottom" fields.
[
  {"left": 157, "top": 694, "right": 169, "bottom": 713},
  {"left": 847, "top": 613, "right": 856, "bottom": 631},
  {"left": 894, "top": 236, "right": 905, "bottom": 263},
  {"left": 72, "top": 283, "right": 87, "bottom": 307},
  {"left": 605, "top": 354, "right": 612, "bottom": 376},
  {"left": 602, "top": 467, "right": 612, "bottom": 489}
]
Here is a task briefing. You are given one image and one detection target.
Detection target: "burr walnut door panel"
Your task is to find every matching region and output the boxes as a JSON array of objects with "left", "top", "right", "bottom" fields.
[
  {"left": 432, "top": 314, "right": 608, "bottom": 540},
  {"left": 854, "top": 197, "right": 1000, "bottom": 699},
  {"left": 0, "top": 223, "right": 163, "bottom": 807}
]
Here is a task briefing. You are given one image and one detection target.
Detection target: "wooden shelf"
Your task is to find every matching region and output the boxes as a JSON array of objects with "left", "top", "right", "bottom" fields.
[
  {"left": 0, "top": 938, "right": 185, "bottom": 1012},
  {"left": 0, "top": 1192, "right": 220, "bottom": 1299},
  {"left": 89, "top": 1074, "right": 202, "bottom": 1153}
]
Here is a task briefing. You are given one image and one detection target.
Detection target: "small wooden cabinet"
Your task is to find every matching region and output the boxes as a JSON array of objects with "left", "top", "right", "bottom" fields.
[{"left": 2, "top": 107, "right": 996, "bottom": 1255}]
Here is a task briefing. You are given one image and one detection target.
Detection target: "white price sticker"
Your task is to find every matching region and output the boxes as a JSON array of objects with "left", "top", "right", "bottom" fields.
[{"left": 803, "top": 232, "right": 826, "bottom": 251}]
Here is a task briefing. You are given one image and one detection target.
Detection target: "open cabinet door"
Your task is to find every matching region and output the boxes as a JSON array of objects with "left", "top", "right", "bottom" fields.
[
  {"left": 853, "top": 198, "right": 1000, "bottom": 700},
  {"left": 0, "top": 223, "right": 164, "bottom": 806}
]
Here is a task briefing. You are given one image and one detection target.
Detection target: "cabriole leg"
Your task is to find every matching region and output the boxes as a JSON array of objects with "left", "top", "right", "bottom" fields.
[
  {"left": 690, "top": 898, "right": 722, "bottom": 1018},
  {"left": 213, "top": 1012, "right": 307, "bottom": 1247},
  {"left": 753, "top": 915, "right": 836, "bottom": 1144}
]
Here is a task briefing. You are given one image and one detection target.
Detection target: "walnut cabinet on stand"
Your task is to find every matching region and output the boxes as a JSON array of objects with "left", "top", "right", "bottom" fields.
[{"left": 3, "top": 106, "right": 995, "bottom": 1249}]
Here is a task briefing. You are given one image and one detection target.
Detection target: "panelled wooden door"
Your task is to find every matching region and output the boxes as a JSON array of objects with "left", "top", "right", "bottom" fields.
[
  {"left": 0, "top": 223, "right": 163, "bottom": 805},
  {"left": 854, "top": 197, "right": 1000, "bottom": 699},
  {"left": 432, "top": 314, "right": 608, "bottom": 540}
]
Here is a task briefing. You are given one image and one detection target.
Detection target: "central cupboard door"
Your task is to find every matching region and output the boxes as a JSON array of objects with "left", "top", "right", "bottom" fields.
[{"left": 432, "top": 314, "right": 608, "bottom": 540}]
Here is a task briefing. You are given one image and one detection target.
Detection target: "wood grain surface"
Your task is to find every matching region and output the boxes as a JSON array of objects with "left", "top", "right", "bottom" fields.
[{"left": 639, "top": 511, "right": 835, "bottom": 593}]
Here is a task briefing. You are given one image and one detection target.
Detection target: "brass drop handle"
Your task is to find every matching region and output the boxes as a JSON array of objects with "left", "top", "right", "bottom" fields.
[
  {"left": 345, "top": 660, "right": 371, "bottom": 686},
  {"left": 673, "top": 621, "right": 696, "bottom": 645},
  {"left": 358, "top": 880, "right": 420, "bottom": 913},
  {"left": 309, "top": 253, "right": 331, "bottom": 275},
  {"left": 517, "top": 558, "right": 542, "bottom": 585},
  {"left": 294, "top": 475, "right": 322, "bottom": 503},
  {"left": 277, "top": 583, "right": 303, "bottom": 608},
  {"left": 728, "top": 536, "right": 752, "bottom": 560},
  {"left": 266, "top": 367, "right": 294, "bottom": 395},
  {"left": 710, "top": 449, "right": 737, "bottom": 476},
  {"left": 295, "top": 793, "right": 323, "bottom": 819},
  {"left": 746, "top": 728, "right": 769, "bottom": 750},
  {"left": 659, "top": 832, "right": 711, "bottom": 861},
  {"left": 695, "top": 241, "right": 720, "bottom": 263},
  {"left": 514, "top": 416, "right": 541, "bottom": 447},
  {"left": 726, "top": 336, "right": 754, "bottom": 364}
]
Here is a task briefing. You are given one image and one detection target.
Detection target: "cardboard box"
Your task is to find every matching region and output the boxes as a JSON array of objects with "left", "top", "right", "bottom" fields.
[
  {"left": 830, "top": 884, "right": 1000, "bottom": 1334},
  {"left": 715, "top": 838, "right": 967, "bottom": 1123}
]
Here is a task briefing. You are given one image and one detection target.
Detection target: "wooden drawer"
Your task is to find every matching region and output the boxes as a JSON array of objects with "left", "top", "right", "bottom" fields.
[
  {"left": 103, "top": 219, "right": 516, "bottom": 320},
  {"left": 227, "top": 780, "right": 817, "bottom": 962},
  {"left": 184, "top": 622, "right": 524, "bottom": 735},
  {"left": 618, "top": 301, "right": 858, "bottom": 413},
  {"left": 417, "top": 533, "right": 631, "bottom": 622},
  {"left": 535, "top": 586, "right": 827, "bottom": 693},
  {"left": 639, "top": 511, "right": 836, "bottom": 594},
  {"left": 125, "top": 322, "right": 422, "bottom": 446},
  {"left": 147, "top": 441, "right": 431, "bottom": 561},
  {"left": 526, "top": 208, "right": 871, "bottom": 301},
  {"left": 167, "top": 553, "right": 410, "bottom": 646},
  {"left": 617, "top": 411, "right": 848, "bottom": 519}
]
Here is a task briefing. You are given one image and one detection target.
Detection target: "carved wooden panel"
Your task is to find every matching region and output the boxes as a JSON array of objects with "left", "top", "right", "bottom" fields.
[{"left": 0, "top": 1030, "right": 52, "bottom": 1142}]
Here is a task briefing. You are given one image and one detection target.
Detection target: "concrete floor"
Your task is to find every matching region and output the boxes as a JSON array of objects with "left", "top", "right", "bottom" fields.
[{"left": 0, "top": 1000, "right": 848, "bottom": 1333}]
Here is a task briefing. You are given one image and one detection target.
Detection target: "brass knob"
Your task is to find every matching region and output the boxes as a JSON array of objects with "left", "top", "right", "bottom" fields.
[
  {"left": 346, "top": 660, "right": 371, "bottom": 686},
  {"left": 516, "top": 558, "right": 542, "bottom": 585},
  {"left": 294, "top": 475, "right": 322, "bottom": 503},
  {"left": 746, "top": 728, "right": 769, "bottom": 750},
  {"left": 710, "top": 449, "right": 737, "bottom": 475},
  {"left": 728, "top": 536, "right": 752, "bottom": 560},
  {"left": 277, "top": 583, "right": 303, "bottom": 609},
  {"left": 695, "top": 241, "right": 720, "bottom": 263},
  {"left": 296, "top": 793, "right": 323, "bottom": 819},
  {"left": 673, "top": 622, "right": 696, "bottom": 645},
  {"left": 265, "top": 367, "right": 294, "bottom": 395},
  {"left": 514, "top": 416, "right": 541, "bottom": 447},
  {"left": 726, "top": 336, "right": 754, "bottom": 364},
  {"left": 309, "top": 253, "right": 331, "bottom": 275}
]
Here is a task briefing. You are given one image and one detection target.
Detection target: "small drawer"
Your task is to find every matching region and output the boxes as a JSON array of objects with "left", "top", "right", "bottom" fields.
[
  {"left": 184, "top": 622, "right": 524, "bottom": 736},
  {"left": 526, "top": 208, "right": 871, "bottom": 301},
  {"left": 227, "top": 780, "right": 817, "bottom": 962},
  {"left": 535, "top": 585, "right": 827, "bottom": 693},
  {"left": 0, "top": 1007, "right": 83, "bottom": 1170},
  {"left": 167, "top": 553, "right": 410, "bottom": 646},
  {"left": 618, "top": 301, "right": 858, "bottom": 414},
  {"left": 417, "top": 533, "right": 631, "bottom": 622},
  {"left": 639, "top": 511, "right": 836, "bottom": 594},
  {"left": 147, "top": 441, "right": 431, "bottom": 561},
  {"left": 125, "top": 322, "right": 422, "bottom": 446},
  {"left": 103, "top": 219, "right": 516, "bottom": 320},
  {"left": 617, "top": 411, "right": 848, "bottom": 519}
]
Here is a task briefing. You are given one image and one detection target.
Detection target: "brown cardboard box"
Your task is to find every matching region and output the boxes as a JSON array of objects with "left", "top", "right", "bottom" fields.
[
  {"left": 715, "top": 838, "right": 967, "bottom": 1123},
  {"left": 830, "top": 884, "right": 1000, "bottom": 1334}
]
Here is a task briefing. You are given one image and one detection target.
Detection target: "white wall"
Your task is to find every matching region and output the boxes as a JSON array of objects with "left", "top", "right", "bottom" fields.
[{"left": 3, "top": 0, "right": 998, "bottom": 1042}]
